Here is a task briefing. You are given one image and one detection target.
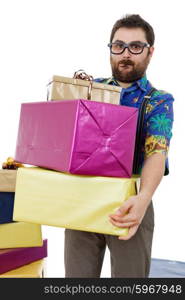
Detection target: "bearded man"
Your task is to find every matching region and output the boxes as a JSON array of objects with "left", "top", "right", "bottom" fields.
[{"left": 64, "top": 14, "right": 174, "bottom": 278}]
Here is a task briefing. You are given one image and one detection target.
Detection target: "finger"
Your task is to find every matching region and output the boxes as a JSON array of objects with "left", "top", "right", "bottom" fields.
[
  {"left": 109, "top": 215, "right": 124, "bottom": 222},
  {"left": 109, "top": 214, "right": 138, "bottom": 225},
  {"left": 118, "top": 225, "right": 138, "bottom": 240},
  {"left": 109, "top": 218, "right": 136, "bottom": 228},
  {"left": 115, "top": 205, "right": 130, "bottom": 216},
  {"left": 109, "top": 218, "right": 127, "bottom": 228},
  {"left": 114, "top": 201, "right": 133, "bottom": 216},
  {"left": 109, "top": 207, "right": 130, "bottom": 219},
  {"left": 119, "top": 215, "right": 138, "bottom": 224}
]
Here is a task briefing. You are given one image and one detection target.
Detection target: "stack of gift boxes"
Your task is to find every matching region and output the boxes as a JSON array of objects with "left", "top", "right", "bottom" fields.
[
  {"left": 12, "top": 74, "right": 140, "bottom": 239},
  {"left": 0, "top": 168, "right": 47, "bottom": 277}
]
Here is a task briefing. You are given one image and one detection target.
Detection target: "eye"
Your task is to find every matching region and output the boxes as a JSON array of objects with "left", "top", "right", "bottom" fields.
[
  {"left": 129, "top": 43, "right": 144, "bottom": 52},
  {"left": 113, "top": 43, "right": 124, "bottom": 50},
  {"left": 111, "top": 42, "right": 124, "bottom": 53},
  {"left": 130, "top": 43, "right": 143, "bottom": 50}
]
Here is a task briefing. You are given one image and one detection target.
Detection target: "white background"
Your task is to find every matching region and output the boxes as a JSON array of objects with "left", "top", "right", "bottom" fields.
[{"left": 0, "top": 0, "right": 184, "bottom": 277}]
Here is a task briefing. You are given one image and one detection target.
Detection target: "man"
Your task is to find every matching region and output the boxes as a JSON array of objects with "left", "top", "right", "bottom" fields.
[{"left": 64, "top": 14, "right": 174, "bottom": 277}]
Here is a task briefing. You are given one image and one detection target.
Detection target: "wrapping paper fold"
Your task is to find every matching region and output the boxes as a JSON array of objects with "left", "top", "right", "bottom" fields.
[
  {"left": 47, "top": 75, "right": 122, "bottom": 104},
  {"left": 13, "top": 167, "right": 138, "bottom": 236},
  {"left": 0, "top": 259, "right": 45, "bottom": 278},
  {"left": 0, "top": 221, "right": 43, "bottom": 248},
  {"left": 15, "top": 99, "right": 138, "bottom": 178},
  {"left": 0, "top": 239, "right": 47, "bottom": 274}
]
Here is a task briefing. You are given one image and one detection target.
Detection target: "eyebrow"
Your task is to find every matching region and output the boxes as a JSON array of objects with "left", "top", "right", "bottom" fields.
[{"left": 113, "top": 39, "right": 145, "bottom": 44}]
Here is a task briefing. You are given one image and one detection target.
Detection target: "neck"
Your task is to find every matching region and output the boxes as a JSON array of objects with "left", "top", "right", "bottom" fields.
[{"left": 116, "top": 80, "right": 132, "bottom": 89}]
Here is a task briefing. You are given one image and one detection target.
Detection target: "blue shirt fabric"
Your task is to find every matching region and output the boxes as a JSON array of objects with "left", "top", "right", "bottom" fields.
[{"left": 94, "top": 75, "right": 174, "bottom": 175}]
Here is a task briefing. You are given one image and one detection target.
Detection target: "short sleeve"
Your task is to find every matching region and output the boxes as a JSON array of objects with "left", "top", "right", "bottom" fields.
[{"left": 144, "top": 92, "right": 174, "bottom": 159}]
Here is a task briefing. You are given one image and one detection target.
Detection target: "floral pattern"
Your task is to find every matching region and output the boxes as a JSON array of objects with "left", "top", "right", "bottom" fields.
[
  {"left": 145, "top": 135, "right": 168, "bottom": 157},
  {"left": 150, "top": 114, "right": 172, "bottom": 139}
]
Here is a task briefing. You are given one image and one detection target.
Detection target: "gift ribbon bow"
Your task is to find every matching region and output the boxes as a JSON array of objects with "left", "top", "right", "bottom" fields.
[
  {"left": 73, "top": 69, "right": 94, "bottom": 100},
  {"left": 2, "top": 157, "right": 24, "bottom": 170}
]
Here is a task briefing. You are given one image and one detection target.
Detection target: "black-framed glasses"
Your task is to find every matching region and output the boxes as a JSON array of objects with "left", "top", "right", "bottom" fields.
[{"left": 107, "top": 41, "right": 150, "bottom": 55}]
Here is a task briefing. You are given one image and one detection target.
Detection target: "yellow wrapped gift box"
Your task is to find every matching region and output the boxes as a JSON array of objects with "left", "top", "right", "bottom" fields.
[
  {"left": 0, "top": 259, "right": 45, "bottom": 278},
  {"left": 13, "top": 167, "right": 138, "bottom": 236},
  {"left": 0, "top": 221, "right": 43, "bottom": 248}
]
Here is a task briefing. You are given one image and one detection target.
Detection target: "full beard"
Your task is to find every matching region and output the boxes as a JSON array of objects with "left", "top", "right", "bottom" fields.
[{"left": 110, "top": 56, "right": 150, "bottom": 83}]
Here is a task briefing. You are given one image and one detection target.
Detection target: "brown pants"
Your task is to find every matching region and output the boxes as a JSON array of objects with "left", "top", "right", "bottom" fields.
[{"left": 64, "top": 202, "right": 154, "bottom": 278}]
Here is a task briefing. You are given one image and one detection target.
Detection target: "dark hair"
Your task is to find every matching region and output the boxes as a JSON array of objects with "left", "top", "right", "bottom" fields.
[{"left": 110, "top": 14, "right": 155, "bottom": 46}]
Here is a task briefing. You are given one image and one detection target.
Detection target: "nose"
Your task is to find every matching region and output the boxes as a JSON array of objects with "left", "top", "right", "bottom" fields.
[{"left": 122, "top": 46, "right": 131, "bottom": 58}]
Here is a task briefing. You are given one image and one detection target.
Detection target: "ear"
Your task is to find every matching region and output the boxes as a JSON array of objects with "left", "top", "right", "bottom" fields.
[{"left": 148, "top": 46, "right": 154, "bottom": 59}]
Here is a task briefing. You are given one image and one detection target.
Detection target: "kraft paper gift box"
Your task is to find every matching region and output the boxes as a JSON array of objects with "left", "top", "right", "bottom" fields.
[
  {"left": 0, "top": 221, "right": 43, "bottom": 248},
  {"left": 47, "top": 75, "right": 122, "bottom": 104},
  {"left": 0, "top": 239, "right": 47, "bottom": 274},
  {"left": 0, "top": 170, "right": 17, "bottom": 224},
  {"left": 13, "top": 167, "right": 138, "bottom": 237},
  {"left": 0, "top": 170, "right": 17, "bottom": 192},
  {"left": 15, "top": 99, "right": 138, "bottom": 178},
  {"left": 0, "top": 259, "right": 46, "bottom": 278}
]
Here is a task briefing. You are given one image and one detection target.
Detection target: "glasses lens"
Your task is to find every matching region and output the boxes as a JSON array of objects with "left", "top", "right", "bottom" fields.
[
  {"left": 129, "top": 42, "right": 145, "bottom": 54},
  {"left": 111, "top": 43, "right": 124, "bottom": 54}
]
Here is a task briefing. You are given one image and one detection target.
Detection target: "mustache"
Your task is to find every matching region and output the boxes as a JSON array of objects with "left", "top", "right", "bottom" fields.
[{"left": 118, "top": 60, "right": 134, "bottom": 66}]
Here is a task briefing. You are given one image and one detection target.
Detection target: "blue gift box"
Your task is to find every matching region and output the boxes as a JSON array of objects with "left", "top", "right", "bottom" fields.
[{"left": 0, "top": 192, "right": 15, "bottom": 224}]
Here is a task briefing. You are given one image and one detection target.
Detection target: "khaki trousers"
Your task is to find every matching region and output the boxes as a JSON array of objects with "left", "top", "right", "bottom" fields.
[{"left": 64, "top": 202, "right": 154, "bottom": 278}]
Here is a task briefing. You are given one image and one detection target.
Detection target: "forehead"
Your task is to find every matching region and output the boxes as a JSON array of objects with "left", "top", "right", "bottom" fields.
[{"left": 112, "top": 27, "right": 147, "bottom": 43}]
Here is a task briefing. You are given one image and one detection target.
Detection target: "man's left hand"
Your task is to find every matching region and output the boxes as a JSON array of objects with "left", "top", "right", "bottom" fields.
[{"left": 109, "top": 194, "right": 151, "bottom": 240}]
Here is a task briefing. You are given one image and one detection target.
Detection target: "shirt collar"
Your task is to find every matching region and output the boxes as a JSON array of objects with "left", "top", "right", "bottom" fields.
[{"left": 107, "top": 75, "right": 148, "bottom": 92}]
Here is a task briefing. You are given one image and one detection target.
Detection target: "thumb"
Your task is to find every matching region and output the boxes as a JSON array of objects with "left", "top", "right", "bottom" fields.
[{"left": 115, "top": 199, "right": 133, "bottom": 216}]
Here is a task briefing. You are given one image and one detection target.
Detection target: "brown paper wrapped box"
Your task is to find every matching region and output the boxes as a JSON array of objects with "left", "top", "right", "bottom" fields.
[
  {"left": 47, "top": 75, "right": 122, "bottom": 104},
  {"left": 0, "top": 170, "right": 17, "bottom": 192}
]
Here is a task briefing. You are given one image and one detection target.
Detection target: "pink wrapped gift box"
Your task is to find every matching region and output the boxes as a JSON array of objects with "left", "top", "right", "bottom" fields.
[
  {"left": 0, "top": 239, "right": 47, "bottom": 274},
  {"left": 15, "top": 99, "right": 138, "bottom": 177}
]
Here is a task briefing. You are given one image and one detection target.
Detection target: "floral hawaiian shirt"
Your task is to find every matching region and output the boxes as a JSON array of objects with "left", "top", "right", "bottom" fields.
[{"left": 94, "top": 75, "right": 174, "bottom": 175}]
